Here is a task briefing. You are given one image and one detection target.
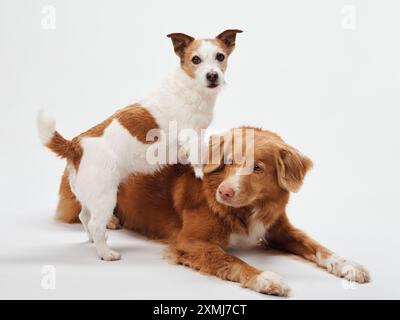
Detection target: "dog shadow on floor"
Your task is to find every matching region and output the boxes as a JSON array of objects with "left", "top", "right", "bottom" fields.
[
  {"left": 1, "top": 221, "right": 167, "bottom": 266},
  {"left": 2, "top": 219, "right": 310, "bottom": 268}
]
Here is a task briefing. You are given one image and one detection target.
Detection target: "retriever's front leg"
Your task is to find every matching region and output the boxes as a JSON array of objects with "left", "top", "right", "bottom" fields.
[
  {"left": 268, "top": 215, "right": 370, "bottom": 283},
  {"left": 168, "top": 240, "right": 290, "bottom": 296}
]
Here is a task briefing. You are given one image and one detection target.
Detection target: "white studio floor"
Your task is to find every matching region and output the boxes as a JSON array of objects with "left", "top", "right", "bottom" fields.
[{"left": 1, "top": 197, "right": 398, "bottom": 300}]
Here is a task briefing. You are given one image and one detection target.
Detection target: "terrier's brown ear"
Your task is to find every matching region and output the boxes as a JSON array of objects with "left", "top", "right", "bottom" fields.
[
  {"left": 276, "top": 146, "right": 313, "bottom": 192},
  {"left": 216, "top": 29, "right": 243, "bottom": 53},
  {"left": 167, "top": 33, "right": 195, "bottom": 59}
]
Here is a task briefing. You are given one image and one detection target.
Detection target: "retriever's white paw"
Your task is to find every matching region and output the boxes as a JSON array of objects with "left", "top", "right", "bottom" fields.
[
  {"left": 248, "top": 271, "right": 291, "bottom": 296},
  {"left": 326, "top": 255, "right": 370, "bottom": 283},
  {"left": 100, "top": 249, "right": 121, "bottom": 261}
]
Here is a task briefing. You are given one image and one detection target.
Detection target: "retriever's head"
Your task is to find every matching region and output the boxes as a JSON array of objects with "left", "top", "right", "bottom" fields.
[{"left": 203, "top": 128, "right": 313, "bottom": 208}]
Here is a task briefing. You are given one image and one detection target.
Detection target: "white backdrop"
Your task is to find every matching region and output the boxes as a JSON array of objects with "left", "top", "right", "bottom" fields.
[{"left": 0, "top": 0, "right": 399, "bottom": 299}]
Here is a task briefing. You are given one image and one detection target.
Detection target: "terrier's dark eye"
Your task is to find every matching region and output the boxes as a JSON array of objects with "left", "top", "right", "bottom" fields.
[
  {"left": 254, "top": 164, "right": 262, "bottom": 172},
  {"left": 192, "top": 56, "right": 202, "bottom": 64},
  {"left": 216, "top": 53, "right": 225, "bottom": 62}
]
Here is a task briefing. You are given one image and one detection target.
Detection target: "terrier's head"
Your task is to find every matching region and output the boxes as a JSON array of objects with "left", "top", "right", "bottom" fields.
[{"left": 167, "top": 29, "right": 242, "bottom": 90}]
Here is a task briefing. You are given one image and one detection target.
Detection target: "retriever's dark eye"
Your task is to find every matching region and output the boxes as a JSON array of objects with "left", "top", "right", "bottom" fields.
[
  {"left": 216, "top": 53, "right": 225, "bottom": 62},
  {"left": 192, "top": 56, "right": 201, "bottom": 64},
  {"left": 254, "top": 164, "right": 262, "bottom": 172}
]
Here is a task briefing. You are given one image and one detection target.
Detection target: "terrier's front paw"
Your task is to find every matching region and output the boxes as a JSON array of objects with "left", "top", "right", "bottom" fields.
[
  {"left": 247, "top": 271, "right": 291, "bottom": 296},
  {"left": 326, "top": 255, "right": 370, "bottom": 283},
  {"left": 178, "top": 145, "right": 191, "bottom": 164},
  {"left": 193, "top": 166, "right": 204, "bottom": 179}
]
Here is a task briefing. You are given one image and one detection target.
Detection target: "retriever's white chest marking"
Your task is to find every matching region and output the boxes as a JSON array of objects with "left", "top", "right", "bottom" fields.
[{"left": 228, "top": 214, "right": 268, "bottom": 248}]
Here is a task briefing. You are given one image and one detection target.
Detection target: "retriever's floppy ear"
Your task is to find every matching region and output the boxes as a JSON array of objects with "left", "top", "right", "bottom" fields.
[
  {"left": 204, "top": 134, "right": 225, "bottom": 174},
  {"left": 216, "top": 29, "right": 243, "bottom": 53},
  {"left": 203, "top": 133, "right": 233, "bottom": 174},
  {"left": 167, "top": 33, "right": 195, "bottom": 59},
  {"left": 276, "top": 146, "right": 313, "bottom": 192}
]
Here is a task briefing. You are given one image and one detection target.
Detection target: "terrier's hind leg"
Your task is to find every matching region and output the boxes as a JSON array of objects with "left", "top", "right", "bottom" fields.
[
  {"left": 87, "top": 192, "right": 121, "bottom": 261},
  {"left": 78, "top": 206, "right": 93, "bottom": 242}
]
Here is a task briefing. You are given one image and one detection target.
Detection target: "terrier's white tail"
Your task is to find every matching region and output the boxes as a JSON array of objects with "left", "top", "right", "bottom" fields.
[
  {"left": 36, "top": 110, "right": 80, "bottom": 161},
  {"left": 37, "top": 110, "right": 56, "bottom": 145}
]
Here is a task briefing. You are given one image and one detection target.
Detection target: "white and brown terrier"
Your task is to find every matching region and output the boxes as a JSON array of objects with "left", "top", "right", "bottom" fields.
[{"left": 37, "top": 30, "right": 242, "bottom": 261}]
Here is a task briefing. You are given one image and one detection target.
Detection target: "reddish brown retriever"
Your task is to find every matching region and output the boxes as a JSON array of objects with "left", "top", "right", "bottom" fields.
[{"left": 56, "top": 127, "right": 369, "bottom": 296}]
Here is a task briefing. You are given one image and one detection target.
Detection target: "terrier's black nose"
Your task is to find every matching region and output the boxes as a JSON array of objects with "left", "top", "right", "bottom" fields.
[{"left": 206, "top": 72, "right": 219, "bottom": 82}]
